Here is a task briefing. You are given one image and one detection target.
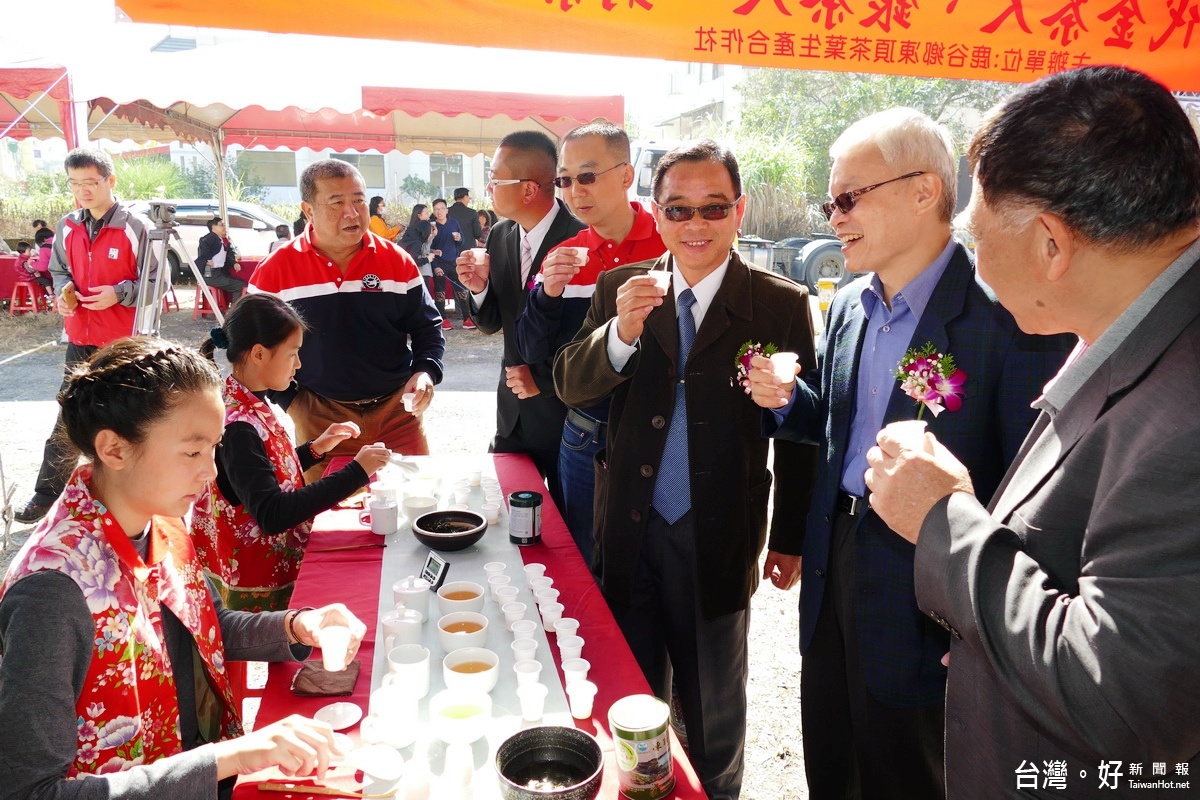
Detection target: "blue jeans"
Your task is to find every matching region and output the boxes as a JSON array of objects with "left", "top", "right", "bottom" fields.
[{"left": 557, "top": 410, "right": 605, "bottom": 567}]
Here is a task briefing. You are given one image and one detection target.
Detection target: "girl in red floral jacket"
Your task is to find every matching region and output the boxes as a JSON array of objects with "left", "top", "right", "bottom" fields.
[
  {"left": 0, "top": 336, "right": 365, "bottom": 798},
  {"left": 191, "top": 293, "right": 390, "bottom": 612}
]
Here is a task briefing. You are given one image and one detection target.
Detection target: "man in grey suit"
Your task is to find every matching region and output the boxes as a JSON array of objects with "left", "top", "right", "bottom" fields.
[
  {"left": 866, "top": 65, "right": 1200, "bottom": 798},
  {"left": 555, "top": 140, "right": 817, "bottom": 798}
]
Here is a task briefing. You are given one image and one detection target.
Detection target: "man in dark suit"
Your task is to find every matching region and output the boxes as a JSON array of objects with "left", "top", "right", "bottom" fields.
[
  {"left": 445, "top": 189, "right": 482, "bottom": 330},
  {"left": 867, "top": 66, "right": 1200, "bottom": 799},
  {"left": 196, "top": 216, "right": 246, "bottom": 295},
  {"left": 554, "top": 141, "right": 817, "bottom": 799},
  {"left": 749, "top": 109, "right": 1073, "bottom": 799},
  {"left": 457, "top": 131, "right": 585, "bottom": 501}
]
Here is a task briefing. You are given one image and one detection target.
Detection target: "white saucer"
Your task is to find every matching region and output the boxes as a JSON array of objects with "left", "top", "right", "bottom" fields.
[
  {"left": 314, "top": 701, "right": 363, "bottom": 731},
  {"left": 348, "top": 743, "right": 406, "bottom": 782}
]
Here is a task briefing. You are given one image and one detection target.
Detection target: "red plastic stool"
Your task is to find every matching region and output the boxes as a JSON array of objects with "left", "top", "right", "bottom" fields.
[
  {"left": 192, "top": 285, "right": 225, "bottom": 319},
  {"left": 9, "top": 280, "right": 50, "bottom": 316},
  {"left": 161, "top": 284, "right": 179, "bottom": 313}
]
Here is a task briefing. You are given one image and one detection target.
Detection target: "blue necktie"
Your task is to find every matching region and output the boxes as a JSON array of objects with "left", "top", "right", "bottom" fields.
[{"left": 652, "top": 288, "right": 697, "bottom": 524}]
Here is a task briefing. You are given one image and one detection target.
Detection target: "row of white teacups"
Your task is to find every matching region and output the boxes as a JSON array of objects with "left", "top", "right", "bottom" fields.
[
  {"left": 361, "top": 472, "right": 507, "bottom": 536},
  {"left": 353, "top": 558, "right": 596, "bottom": 757}
]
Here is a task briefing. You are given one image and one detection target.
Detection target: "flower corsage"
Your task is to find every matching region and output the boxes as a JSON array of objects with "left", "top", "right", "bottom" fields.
[
  {"left": 894, "top": 343, "right": 966, "bottom": 419},
  {"left": 735, "top": 340, "right": 778, "bottom": 389}
]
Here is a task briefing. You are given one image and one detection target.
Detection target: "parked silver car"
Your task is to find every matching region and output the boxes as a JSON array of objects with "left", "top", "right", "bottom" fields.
[{"left": 127, "top": 199, "right": 292, "bottom": 282}]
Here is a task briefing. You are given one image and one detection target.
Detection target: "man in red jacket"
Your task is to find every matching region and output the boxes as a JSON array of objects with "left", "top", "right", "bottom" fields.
[{"left": 14, "top": 147, "right": 157, "bottom": 524}]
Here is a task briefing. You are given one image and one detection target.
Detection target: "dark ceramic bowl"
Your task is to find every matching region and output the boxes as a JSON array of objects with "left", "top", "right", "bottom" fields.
[
  {"left": 411, "top": 510, "right": 487, "bottom": 552},
  {"left": 495, "top": 726, "right": 603, "bottom": 800}
]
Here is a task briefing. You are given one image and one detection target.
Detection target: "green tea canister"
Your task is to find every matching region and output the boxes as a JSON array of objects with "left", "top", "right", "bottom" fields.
[
  {"left": 507, "top": 491, "right": 542, "bottom": 546},
  {"left": 608, "top": 694, "right": 675, "bottom": 799}
]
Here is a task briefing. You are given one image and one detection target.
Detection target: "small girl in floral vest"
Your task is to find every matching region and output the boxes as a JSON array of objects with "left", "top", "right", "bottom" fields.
[
  {"left": 0, "top": 336, "right": 365, "bottom": 797},
  {"left": 191, "top": 293, "right": 391, "bottom": 613}
]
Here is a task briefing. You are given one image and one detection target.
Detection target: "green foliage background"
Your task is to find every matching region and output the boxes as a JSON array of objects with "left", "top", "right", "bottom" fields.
[{"left": 733, "top": 69, "right": 1013, "bottom": 239}]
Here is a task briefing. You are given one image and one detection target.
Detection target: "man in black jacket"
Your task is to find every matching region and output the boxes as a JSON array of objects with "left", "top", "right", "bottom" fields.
[{"left": 196, "top": 217, "right": 247, "bottom": 296}]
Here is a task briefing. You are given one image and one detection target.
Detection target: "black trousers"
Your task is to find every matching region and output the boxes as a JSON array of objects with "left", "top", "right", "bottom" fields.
[
  {"left": 608, "top": 509, "right": 750, "bottom": 800},
  {"left": 801, "top": 511, "right": 946, "bottom": 800},
  {"left": 492, "top": 417, "right": 563, "bottom": 512},
  {"left": 32, "top": 343, "right": 97, "bottom": 502}
]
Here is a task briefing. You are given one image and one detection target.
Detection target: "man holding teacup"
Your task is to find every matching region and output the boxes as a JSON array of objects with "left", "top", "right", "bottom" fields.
[{"left": 747, "top": 108, "right": 1072, "bottom": 799}]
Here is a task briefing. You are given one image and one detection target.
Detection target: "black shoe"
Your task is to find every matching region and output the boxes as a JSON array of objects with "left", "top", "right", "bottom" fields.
[
  {"left": 670, "top": 689, "right": 689, "bottom": 752},
  {"left": 14, "top": 498, "right": 52, "bottom": 524}
]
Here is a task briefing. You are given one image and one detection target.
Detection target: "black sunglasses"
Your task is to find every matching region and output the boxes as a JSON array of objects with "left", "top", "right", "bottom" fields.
[
  {"left": 552, "top": 162, "right": 628, "bottom": 189},
  {"left": 821, "top": 171, "right": 925, "bottom": 220},
  {"left": 655, "top": 195, "right": 743, "bottom": 223}
]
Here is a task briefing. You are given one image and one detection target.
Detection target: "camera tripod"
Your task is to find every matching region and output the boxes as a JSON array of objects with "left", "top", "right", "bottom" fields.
[{"left": 132, "top": 207, "right": 227, "bottom": 335}]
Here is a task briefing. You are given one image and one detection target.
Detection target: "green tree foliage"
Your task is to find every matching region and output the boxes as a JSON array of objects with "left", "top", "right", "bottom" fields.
[
  {"left": 115, "top": 156, "right": 187, "bottom": 199},
  {"left": 736, "top": 133, "right": 817, "bottom": 241},
  {"left": 401, "top": 175, "right": 438, "bottom": 204},
  {"left": 179, "top": 152, "right": 268, "bottom": 202},
  {"left": 738, "top": 69, "right": 1013, "bottom": 197}
]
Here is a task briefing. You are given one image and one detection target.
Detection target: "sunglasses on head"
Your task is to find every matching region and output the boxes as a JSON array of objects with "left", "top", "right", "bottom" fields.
[
  {"left": 821, "top": 171, "right": 926, "bottom": 220},
  {"left": 552, "top": 161, "right": 628, "bottom": 189},
  {"left": 655, "top": 195, "right": 743, "bottom": 223}
]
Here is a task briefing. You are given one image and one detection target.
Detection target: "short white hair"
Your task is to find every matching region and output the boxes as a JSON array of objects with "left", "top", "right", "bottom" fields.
[{"left": 831, "top": 107, "right": 958, "bottom": 222}]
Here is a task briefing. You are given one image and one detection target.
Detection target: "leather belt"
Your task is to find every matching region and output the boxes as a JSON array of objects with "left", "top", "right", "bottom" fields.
[
  {"left": 566, "top": 408, "right": 606, "bottom": 437},
  {"left": 836, "top": 490, "right": 870, "bottom": 517},
  {"left": 338, "top": 391, "right": 395, "bottom": 409}
]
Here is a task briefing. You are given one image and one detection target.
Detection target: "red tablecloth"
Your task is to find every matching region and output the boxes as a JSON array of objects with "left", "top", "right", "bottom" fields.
[
  {"left": 0, "top": 255, "right": 21, "bottom": 302},
  {"left": 232, "top": 453, "right": 703, "bottom": 799}
]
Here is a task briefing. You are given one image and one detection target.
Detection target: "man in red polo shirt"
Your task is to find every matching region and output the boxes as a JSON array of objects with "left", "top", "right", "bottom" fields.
[
  {"left": 249, "top": 159, "right": 445, "bottom": 478},
  {"left": 513, "top": 122, "right": 666, "bottom": 562},
  {"left": 15, "top": 147, "right": 157, "bottom": 524}
]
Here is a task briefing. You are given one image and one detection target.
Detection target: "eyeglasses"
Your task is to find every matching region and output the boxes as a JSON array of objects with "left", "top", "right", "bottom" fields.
[
  {"left": 67, "top": 178, "right": 108, "bottom": 191},
  {"left": 552, "top": 162, "right": 628, "bottom": 189},
  {"left": 487, "top": 173, "right": 537, "bottom": 188},
  {"left": 655, "top": 195, "right": 743, "bottom": 223},
  {"left": 821, "top": 171, "right": 925, "bottom": 220}
]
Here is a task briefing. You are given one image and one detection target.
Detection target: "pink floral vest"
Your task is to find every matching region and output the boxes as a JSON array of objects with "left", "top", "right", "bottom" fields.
[
  {"left": 191, "top": 375, "right": 312, "bottom": 612},
  {"left": 0, "top": 467, "right": 242, "bottom": 775}
]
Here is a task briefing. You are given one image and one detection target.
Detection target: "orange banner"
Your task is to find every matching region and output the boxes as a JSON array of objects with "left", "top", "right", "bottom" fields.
[{"left": 123, "top": 0, "right": 1200, "bottom": 91}]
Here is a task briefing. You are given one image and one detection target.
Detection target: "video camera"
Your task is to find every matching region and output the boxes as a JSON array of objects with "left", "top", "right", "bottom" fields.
[{"left": 146, "top": 200, "right": 177, "bottom": 226}]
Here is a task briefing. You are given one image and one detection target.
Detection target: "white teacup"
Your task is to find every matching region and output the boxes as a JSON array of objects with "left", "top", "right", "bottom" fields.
[
  {"left": 437, "top": 611, "right": 489, "bottom": 652},
  {"left": 429, "top": 689, "right": 491, "bottom": 745},
  {"left": 566, "top": 679, "right": 597, "bottom": 719},
  {"left": 385, "top": 643, "right": 430, "bottom": 699},
  {"left": 318, "top": 625, "right": 352, "bottom": 672},
  {"left": 402, "top": 494, "right": 439, "bottom": 523},
  {"left": 562, "top": 657, "right": 591, "bottom": 684},
  {"left": 359, "top": 500, "right": 399, "bottom": 536},
  {"left": 442, "top": 646, "right": 500, "bottom": 694},
  {"left": 881, "top": 419, "right": 934, "bottom": 456},
  {"left": 468, "top": 247, "right": 488, "bottom": 264},
  {"left": 648, "top": 269, "right": 671, "bottom": 292},
  {"left": 769, "top": 351, "right": 800, "bottom": 384},
  {"left": 437, "top": 581, "right": 486, "bottom": 614},
  {"left": 518, "top": 682, "right": 549, "bottom": 722},
  {"left": 559, "top": 246, "right": 589, "bottom": 266}
]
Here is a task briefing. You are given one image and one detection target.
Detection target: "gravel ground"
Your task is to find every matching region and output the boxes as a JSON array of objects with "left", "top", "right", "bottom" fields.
[{"left": 0, "top": 294, "right": 809, "bottom": 799}]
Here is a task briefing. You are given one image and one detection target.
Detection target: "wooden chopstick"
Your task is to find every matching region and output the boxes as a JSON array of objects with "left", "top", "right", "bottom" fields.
[{"left": 256, "top": 782, "right": 396, "bottom": 799}]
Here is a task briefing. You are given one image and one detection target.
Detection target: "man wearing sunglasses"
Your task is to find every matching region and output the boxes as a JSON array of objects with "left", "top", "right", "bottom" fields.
[
  {"left": 555, "top": 140, "right": 817, "bottom": 799},
  {"left": 864, "top": 66, "right": 1200, "bottom": 800},
  {"left": 512, "top": 122, "right": 666, "bottom": 564},
  {"left": 456, "top": 130, "right": 585, "bottom": 503},
  {"left": 747, "top": 109, "right": 1073, "bottom": 799}
]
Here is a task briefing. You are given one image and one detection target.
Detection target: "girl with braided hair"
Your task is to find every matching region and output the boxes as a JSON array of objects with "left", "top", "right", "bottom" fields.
[
  {"left": 0, "top": 336, "right": 365, "bottom": 798},
  {"left": 192, "top": 293, "right": 390, "bottom": 613}
]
